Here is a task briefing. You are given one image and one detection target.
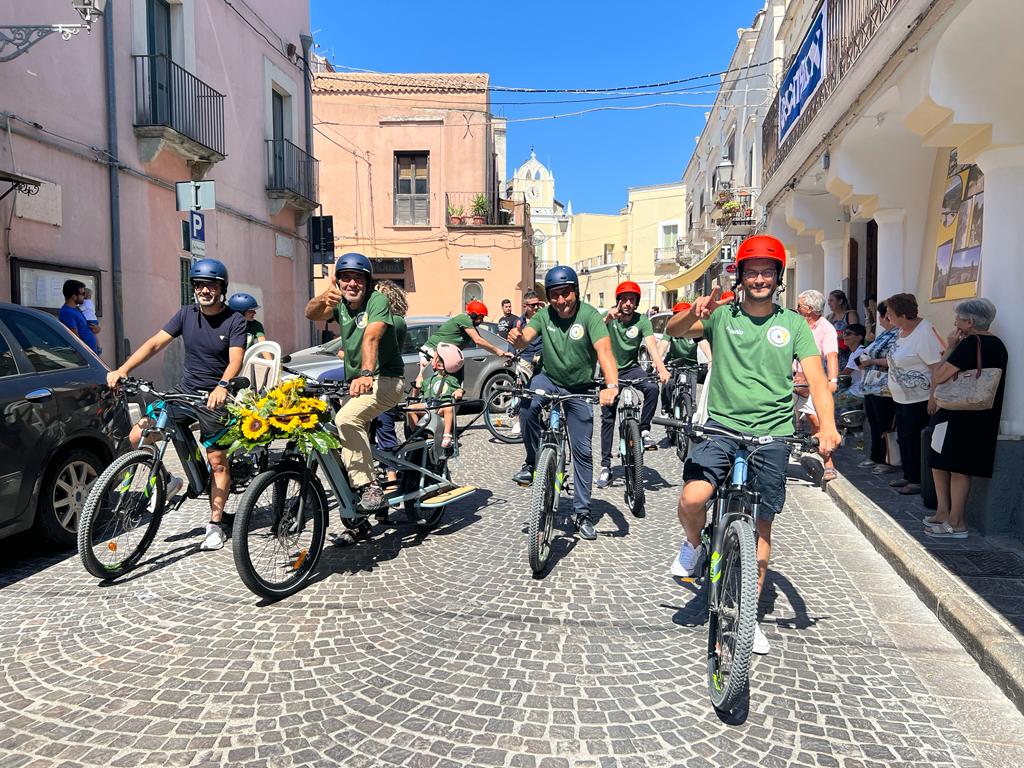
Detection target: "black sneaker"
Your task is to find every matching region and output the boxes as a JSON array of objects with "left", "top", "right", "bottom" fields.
[
  {"left": 357, "top": 484, "right": 387, "bottom": 512},
  {"left": 596, "top": 467, "right": 612, "bottom": 488},
  {"left": 513, "top": 464, "right": 533, "bottom": 486},
  {"left": 576, "top": 514, "right": 597, "bottom": 540}
]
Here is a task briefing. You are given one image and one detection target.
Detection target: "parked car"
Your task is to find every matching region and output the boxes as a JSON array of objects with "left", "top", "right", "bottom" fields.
[
  {"left": 0, "top": 303, "right": 131, "bottom": 548},
  {"left": 283, "top": 316, "right": 514, "bottom": 406}
]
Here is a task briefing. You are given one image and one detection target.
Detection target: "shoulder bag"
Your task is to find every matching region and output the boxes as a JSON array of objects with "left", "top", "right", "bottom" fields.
[{"left": 934, "top": 336, "right": 1002, "bottom": 411}]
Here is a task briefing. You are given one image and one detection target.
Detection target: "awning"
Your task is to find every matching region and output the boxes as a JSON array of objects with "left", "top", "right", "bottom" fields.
[{"left": 658, "top": 242, "right": 722, "bottom": 292}]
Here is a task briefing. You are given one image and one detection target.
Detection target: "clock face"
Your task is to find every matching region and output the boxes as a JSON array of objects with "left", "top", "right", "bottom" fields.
[{"left": 527, "top": 185, "right": 540, "bottom": 200}]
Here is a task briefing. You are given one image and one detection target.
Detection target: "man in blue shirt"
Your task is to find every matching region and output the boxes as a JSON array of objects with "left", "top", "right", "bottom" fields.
[{"left": 58, "top": 280, "right": 99, "bottom": 353}]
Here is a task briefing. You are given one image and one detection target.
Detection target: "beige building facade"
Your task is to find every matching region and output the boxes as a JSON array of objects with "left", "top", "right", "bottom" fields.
[{"left": 508, "top": 151, "right": 572, "bottom": 287}]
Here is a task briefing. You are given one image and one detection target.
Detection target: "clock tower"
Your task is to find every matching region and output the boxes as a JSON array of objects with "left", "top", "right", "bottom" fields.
[{"left": 509, "top": 149, "right": 572, "bottom": 284}]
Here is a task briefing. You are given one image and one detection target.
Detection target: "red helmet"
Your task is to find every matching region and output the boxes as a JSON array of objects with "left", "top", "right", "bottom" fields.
[
  {"left": 720, "top": 291, "right": 736, "bottom": 302},
  {"left": 465, "top": 300, "right": 488, "bottom": 317},
  {"left": 615, "top": 281, "right": 641, "bottom": 300},
  {"left": 672, "top": 301, "right": 691, "bottom": 313},
  {"left": 735, "top": 234, "right": 786, "bottom": 271}
]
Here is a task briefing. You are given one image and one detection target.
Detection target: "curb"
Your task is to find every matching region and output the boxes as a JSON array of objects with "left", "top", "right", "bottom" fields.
[{"left": 800, "top": 455, "right": 1024, "bottom": 715}]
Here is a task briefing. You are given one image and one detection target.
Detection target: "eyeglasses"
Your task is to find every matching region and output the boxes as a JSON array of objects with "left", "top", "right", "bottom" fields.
[
  {"left": 193, "top": 281, "right": 218, "bottom": 293},
  {"left": 742, "top": 269, "right": 777, "bottom": 280},
  {"left": 525, "top": 302, "right": 544, "bottom": 309}
]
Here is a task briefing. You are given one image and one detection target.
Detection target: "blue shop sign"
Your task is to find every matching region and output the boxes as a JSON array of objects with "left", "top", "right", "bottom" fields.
[{"left": 778, "top": 1, "right": 828, "bottom": 146}]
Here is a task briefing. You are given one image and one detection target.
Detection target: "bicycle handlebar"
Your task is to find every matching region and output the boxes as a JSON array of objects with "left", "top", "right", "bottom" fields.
[
  {"left": 651, "top": 416, "right": 819, "bottom": 451},
  {"left": 494, "top": 385, "right": 597, "bottom": 403}
]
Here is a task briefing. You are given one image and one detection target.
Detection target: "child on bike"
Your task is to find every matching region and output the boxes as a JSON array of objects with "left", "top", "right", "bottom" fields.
[{"left": 407, "top": 342, "right": 465, "bottom": 449}]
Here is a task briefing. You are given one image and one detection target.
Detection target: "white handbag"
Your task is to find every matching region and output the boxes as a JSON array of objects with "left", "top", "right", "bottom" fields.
[{"left": 934, "top": 337, "right": 1002, "bottom": 411}]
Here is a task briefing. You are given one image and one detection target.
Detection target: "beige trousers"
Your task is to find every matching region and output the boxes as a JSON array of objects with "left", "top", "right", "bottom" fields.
[{"left": 334, "top": 376, "right": 405, "bottom": 488}]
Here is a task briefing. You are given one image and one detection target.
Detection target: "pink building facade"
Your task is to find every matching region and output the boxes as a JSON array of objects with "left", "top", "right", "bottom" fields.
[
  {"left": 311, "top": 72, "right": 534, "bottom": 319},
  {"left": 1, "top": 0, "right": 317, "bottom": 386}
]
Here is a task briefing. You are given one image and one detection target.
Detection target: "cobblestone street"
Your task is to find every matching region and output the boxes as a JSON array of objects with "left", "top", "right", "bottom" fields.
[{"left": 2, "top": 422, "right": 1023, "bottom": 768}]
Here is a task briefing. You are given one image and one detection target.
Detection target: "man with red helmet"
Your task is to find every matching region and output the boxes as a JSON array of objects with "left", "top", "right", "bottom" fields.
[
  {"left": 665, "top": 234, "right": 840, "bottom": 655},
  {"left": 595, "top": 280, "right": 671, "bottom": 488},
  {"left": 658, "top": 301, "right": 712, "bottom": 416},
  {"left": 415, "top": 299, "right": 511, "bottom": 390}
]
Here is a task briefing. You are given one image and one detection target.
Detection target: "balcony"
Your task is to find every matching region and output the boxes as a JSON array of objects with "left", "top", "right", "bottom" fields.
[
  {"left": 654, "top": 245, "right": 681, "bottom": 265},
  {"left": 132, "top": 54, "right": 225, "bottom": 168},
  {"left": 446, "top": 192, "right": 526, "bottom": 227},
  {"left": 266, "top": 139, "right": 319, "bottom": 211},
  {"left": 762, "top": 0, "right": 904, "bottom": 186}
]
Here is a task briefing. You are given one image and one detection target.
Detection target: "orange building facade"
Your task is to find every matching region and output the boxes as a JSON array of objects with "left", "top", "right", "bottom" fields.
[{"left": 311, "top": 73, "right": 534, "bottom": 318}]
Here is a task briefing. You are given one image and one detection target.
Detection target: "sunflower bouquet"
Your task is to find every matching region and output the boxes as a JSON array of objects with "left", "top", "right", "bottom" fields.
[{"left": 217, "top": 378, "right": 341, "bottom": 456}]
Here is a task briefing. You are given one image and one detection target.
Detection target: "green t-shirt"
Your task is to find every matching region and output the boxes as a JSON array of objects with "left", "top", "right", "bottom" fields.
[
  {"left": 701, "top": 304, "right": 818, "bottom": 436},
  {"left": 394, "top": 315, "right": 408, "bottom": 352},
  {"left": 607, "top": 312, "right": 654, "bottom": 370},
  {"left": 332, "top": 291, "right": 404, "bottom": 380},
  {"left": 423, "top": 370, "right": 461, "bottom": 400},
  {"left": 527, "top": 302, "right": 608, "bottom": 390},
  {"left": 426, "top": 313, "right": 474, "bottom": 349},
  {"left": 663, "top": 334, "right": 698, "bottom": 366},
  {"left": 245, "top": 319, "right": 265, "bottom": 349}
]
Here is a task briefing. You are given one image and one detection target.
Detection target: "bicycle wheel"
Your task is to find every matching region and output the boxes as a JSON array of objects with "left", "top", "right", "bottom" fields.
[
  {"left": 707, "top": 517, "right": 758, "bottom": 713},
  {"left": 403, "top": 448, "right": 450, "bottom": 529},
  {"left": 527, "top": 445, "right": 557, "bottom": 575},
  {"left": 675, "top": 393, "right": 694, "bottom": 463},
  {"left": 482, "top": 387, "right": 524, "bottom": 444},
  {"left": 622, "top": 420, "right": 645, "bottom": 517},
  {"left": 78, "top": 450, "right": 166, "bottom": 580},
  {"left": 232, "top": 464, "right": 328, "bottom": 599}
]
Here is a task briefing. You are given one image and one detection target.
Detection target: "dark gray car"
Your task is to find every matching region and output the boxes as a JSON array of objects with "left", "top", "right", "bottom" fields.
[
  {"left": 283, "top": 316, "right": 514, "bottom": 404},
  {"left": 0, "top": 303, "right": 131, "bottom": 548}
]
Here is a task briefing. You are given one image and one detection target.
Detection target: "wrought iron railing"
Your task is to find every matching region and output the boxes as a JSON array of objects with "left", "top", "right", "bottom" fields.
[
  {"left": 266, "top": 139, "right": 319, "bottom": 205},
  {"left": 446, "top": 191, "right": 505, "bottom": 225},
  {"left": 762, "top": 0, "right": 903, "bottom": 186},
  {"left": 133, "top": 54, "right": 225, "bottom": 156}
]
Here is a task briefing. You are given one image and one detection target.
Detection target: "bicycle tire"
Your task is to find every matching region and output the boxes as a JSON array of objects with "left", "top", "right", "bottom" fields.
[
  {"left": 78, "top": 450, "right": 166, "bottom": 580},
  {"left": 403, "top": 449, "right": 450, "bottom": 529},
  {"left": 675, "top": 393, "right": 694, "bottom": 463},
  {"left": 527, "top": 445, "right": 557, "bottom": 575},
  {"left": 482, "top": 388, "right": 524, "bottom": 444},
  {"left": 232, "top": 463, "right": 328, "bottom": 599},
  {"left": 707, "top": 517, "right": 758, "bottom": 713},
  {"left": 623, "top": 420, "right": 645, "bottom": 517}
]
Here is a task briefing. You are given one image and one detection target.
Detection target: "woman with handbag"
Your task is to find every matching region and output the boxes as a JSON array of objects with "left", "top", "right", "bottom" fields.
[
  {"left": 885, "top": 293, "right": 945, "bottom": 495},
  {"left": 924, "top": 298, "right": 1008, "bottom": 539},
  {"left": 858, "top": 302, "right": 900, "bottom": 470}
]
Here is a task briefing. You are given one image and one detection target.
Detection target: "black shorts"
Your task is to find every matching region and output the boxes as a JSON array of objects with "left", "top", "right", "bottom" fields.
[
  {"left": 681, "top": 420, "right": 793, "bottom": 521},
  {"left": 147, "top": 393, "right": 232, "bottom": 449}
]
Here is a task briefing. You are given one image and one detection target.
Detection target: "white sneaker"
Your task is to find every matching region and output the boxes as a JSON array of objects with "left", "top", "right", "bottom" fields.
[
  {"left": 752, "top": 623, "right": 770, "bottom": 655},
  {"left": 165, "top": 474, "right": 184, "bottom": 500},
  {"left": 199, "top": 522, "right": 227, "bottom": 551},
  {"left": 509, "top": 422, "right": 521, "bottom": 437},
  {"left": 857, "top": 459, "right": 877, "bottom": 468},
  {"left": 670, "top": 540, "right": 699, "bottom": 578}
]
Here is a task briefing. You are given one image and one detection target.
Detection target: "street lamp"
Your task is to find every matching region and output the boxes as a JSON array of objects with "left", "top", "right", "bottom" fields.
[
  {"left": 1, "top": 0, "right": 107, "bottom": 63},
  {"left": 715, "top": 153, "right": 734, "bottom": 191}
]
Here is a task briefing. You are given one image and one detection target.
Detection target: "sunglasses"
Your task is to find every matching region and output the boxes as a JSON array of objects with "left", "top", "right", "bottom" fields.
[
  {"left": 525, "top": 302, "right": 544, "bottom": 308},
  {"left": 193, "top": 281, "right": 219, "bottom": 293}
]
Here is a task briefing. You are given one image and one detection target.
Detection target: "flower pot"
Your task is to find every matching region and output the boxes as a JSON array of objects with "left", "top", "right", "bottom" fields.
[
  {"left": 471, "top": 215, "right": 486, "bottom": 225},
  {"left": 449, "top": 216, "right": 463, "bottom": 225}
]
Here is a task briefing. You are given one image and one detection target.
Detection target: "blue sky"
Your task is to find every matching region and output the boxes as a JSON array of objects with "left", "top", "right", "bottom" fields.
[{"left": 310, "top": 0, "right": 765, "bottom": 215}]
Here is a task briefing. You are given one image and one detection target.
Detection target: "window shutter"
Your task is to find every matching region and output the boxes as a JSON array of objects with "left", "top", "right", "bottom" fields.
[
  {"left": 413, "top": 194, "right": 429, "bottom": 226},
  {"left": 395, "top": 195, "right": 413, "bottom": 225}
]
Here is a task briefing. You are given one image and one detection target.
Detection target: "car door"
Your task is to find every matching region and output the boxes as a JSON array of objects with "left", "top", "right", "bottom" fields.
[{"left": 0, "top": 308, "right": 94, "bottom": 529}]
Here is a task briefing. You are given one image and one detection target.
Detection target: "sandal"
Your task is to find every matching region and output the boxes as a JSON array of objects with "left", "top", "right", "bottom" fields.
[
  {"left": 333, "top": 521, "right": 371, "bottom": 546},
  {"left": 822, "top": 468, "right": 838, "bottom": 482},
  {"left": 924, "top": 522, "right": 968, "bottom": 539},
  {"left": 888, "top": 478, "right": 909, "bottom": 488},
  {"left": 922, "top": 515, "right": 945, "bottom": 526},
  {"left": 897, "top": 483, "right": 921, "bottom": 495}
]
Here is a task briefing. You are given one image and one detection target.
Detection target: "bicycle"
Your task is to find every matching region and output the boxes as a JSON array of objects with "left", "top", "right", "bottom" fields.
[
  {"left": 231, "top": 380, "right": 481, "bottom": 599},
  {"left": 601, "top": 374, "right": 660, "bottom": 518},
  {"left": 506, "top": 385, "right": 597, "bottom": 575},
  {"left": 77, "top": 376, "right": 262, "bottom": 580},
  {"left": 662, "top": 361, "right": 708, "bottom": 461},
  {"left": 653, "top": 415, "right": 817, "bottom": 714},
  {"left": 482, "top": 351, "right": 536, "bottom": 444}
]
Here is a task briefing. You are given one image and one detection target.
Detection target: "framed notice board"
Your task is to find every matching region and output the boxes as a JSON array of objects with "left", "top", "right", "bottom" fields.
[{"left": 10, "top": 258, "right": 103, "bottom": 317}]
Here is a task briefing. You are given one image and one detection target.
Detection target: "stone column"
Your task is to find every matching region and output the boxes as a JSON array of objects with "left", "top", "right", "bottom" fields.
[
  {"left": 873, "top": 208, "right": 906, "bottom": 304},
  {"left": 976, "top": 145, "right": 1024, "bottom": 436},
  {"left": 821, "top": 238, "right": 845, "bottom": 296},
  {"left": 795, "top": 252, "right": 814, "bottom": 296}
]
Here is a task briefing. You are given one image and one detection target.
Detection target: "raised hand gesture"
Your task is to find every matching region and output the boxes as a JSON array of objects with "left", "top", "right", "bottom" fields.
[{"left": 691, "top": 288, "right": 733, "bottom": 319}]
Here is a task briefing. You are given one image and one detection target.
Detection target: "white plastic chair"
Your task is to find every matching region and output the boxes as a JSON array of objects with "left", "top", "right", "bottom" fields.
[{"left": 240, "top": 340, "right": 282, "bottom": 394}]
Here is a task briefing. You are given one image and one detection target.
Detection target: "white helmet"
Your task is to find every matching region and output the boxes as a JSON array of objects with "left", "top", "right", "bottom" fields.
[{"left": 435, "top": 342, "right": 464, "bottom": 373}]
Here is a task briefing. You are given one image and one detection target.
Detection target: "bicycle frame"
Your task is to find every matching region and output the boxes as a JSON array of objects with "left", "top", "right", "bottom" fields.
[
  {"left": 538, "top": 399, "right": 571, "bottom": 495},
  {"left": 137, "top": 399, "right": 211, "bottom": 499},
  {"left": 616, "top": 381, "right": 643, "bottom": 457}
]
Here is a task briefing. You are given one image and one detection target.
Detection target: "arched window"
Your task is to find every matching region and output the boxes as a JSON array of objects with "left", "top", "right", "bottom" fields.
[
  {"left": 462, "top": 281, "right": 483, "bottom": 307},
  {"left": 534, "top": 170, "right": 542, "bottom": 181}
]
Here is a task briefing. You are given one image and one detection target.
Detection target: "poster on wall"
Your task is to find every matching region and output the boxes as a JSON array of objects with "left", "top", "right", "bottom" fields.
[{"left": 930, "top": 149, "right": 983, "bottom": 302}]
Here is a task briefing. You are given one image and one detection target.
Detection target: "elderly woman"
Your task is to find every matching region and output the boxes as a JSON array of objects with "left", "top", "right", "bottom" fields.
[
  {"left": 857, "top": 302, "right": 900, "bottom": 470},
  {"left": 828, "top": 290, "right": 860, "bottom": 367},
  {"left": 924, "top": 299, "right": 1008, "bottom": 538},
  {"left": 795, "top": 290, "right": 841, "bottom": 480},
  {"left": 885, "top": 293, "right": 944, "bottom": 495}
]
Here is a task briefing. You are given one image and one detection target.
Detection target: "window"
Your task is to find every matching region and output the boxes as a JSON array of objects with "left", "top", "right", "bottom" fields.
[
  {"left": 746, "top": 143, "right": 755, "bottom": 188},
  {"left": 0, "top": 332, "right": 18, "bottom": 378},
  {"left": 462, "top": 281, "right": 483, "bottom": 307},
  {"left": 180, "top": 257, "right": 196, "bottom": 306},
  {"left": 394, "top": 152, "right": 429, "bottom": 226},
  {"left": 0, "top": 310, "right": 86, "bottom": 372},
  {"left": 147, "top": 0, "right": 173, "bottom": 125},
  {"left": 403, "top": 322, "right": 432, "bottom": 355},
  {"left": 661, "top": 225, "right": 678, "bottom": 248},
  {"left": 598, "top": 291, "right": 605, "bottom": 307}
]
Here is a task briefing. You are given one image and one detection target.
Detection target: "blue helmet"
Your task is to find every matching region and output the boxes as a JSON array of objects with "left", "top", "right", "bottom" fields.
[
  {"left": 544, "top": 265, "right": 579, "bottom": 294},
  {"left": 227, "top": 292, "right": 259, "bottom": 312},
  {"left": 334, "top": 252, "right": 372, "bottom": 277},
  {"left": 189, "top": 258, "right": 229, "bottom": 284}
]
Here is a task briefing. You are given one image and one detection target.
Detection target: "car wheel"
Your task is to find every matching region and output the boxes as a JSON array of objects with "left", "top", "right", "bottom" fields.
[
  {"left": 483, "top": 372, "right": 516, "bottom": 411},
  {"left": 35, "top": 448, "right": 103, "bottom": 549}
]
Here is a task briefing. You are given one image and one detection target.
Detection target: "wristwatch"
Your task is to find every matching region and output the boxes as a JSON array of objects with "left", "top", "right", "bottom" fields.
[
  {"left": 358, "top": 369, "right": 374, "bottom": 378},
  {"left": 217, "top": 379, "right": 229, "bottom": 388},
  {"left": 606, "top": 382, "right": 619, "bottom": 390}
]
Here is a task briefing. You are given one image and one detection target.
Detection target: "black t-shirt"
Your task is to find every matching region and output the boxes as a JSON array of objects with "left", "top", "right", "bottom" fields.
[
  {"left": 162, "top": 305, "right": 247, "bottom": 392},
  {"left": 497, "top": 313, "right": 516, "bottom": 339}
]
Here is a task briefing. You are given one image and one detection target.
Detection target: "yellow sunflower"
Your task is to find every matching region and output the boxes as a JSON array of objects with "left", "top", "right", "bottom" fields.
[
  {"left": 299, "top": 397, "right": 328, "bottom": 412},
  {"left": 241, "top": 413, "right": 270, "bottom": 440},
  {"left": 269, "top": 415, "right": 300, "bottom": 431}
]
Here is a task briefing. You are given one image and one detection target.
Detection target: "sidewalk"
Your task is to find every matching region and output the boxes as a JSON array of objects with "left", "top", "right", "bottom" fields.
[{"left": 801, "top": 445, "right": 1024, "bottom": 715}]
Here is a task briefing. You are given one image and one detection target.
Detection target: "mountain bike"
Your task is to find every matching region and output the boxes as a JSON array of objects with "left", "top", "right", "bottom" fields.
[
  {"left": 654, "top": 415, "right": 817, "bottom": 714},
  {"left": 506, "top": 386, "right": 597, "bottom": 575},
  {"left": 663, "top": 362, "right": 707, "bottom": 461},
  {"left": 231, "top": 380, "right": 481, "bottom": 599},
  {"left": 602, "top": 375, "right": 660, "bottom": 518},
  {"left": 482, "top": 351, "right": 536, "bottom": 444},
  {"left": 77, "top": 376, "right": 262, "bottom": 580}
]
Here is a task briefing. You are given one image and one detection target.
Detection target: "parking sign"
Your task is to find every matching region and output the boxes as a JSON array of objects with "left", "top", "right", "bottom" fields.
[{"left": 189, "top": 211, "right": 205, "bottom": 256}]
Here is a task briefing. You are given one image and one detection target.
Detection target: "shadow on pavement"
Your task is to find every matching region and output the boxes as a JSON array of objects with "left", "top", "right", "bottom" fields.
[
  {"left": 0, "top": 532, "right": 76, "bottom": 589},
  {"left": 760, "top": 569, "right": 828, "bottom": 630}
]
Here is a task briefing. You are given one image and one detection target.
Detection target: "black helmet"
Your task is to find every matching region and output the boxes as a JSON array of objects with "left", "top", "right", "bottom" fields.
[
  {"left": 227, "top": 292, "right": 259, "bottom": 312},
  {"left": 334, "top": 252, "right": 372, "bottom": 277},
  {"left": 544, "top": 265, "right": 579, "bottom": 294},
  {"left": 189, "top": 258, "right": 228, "bottom": 284}
]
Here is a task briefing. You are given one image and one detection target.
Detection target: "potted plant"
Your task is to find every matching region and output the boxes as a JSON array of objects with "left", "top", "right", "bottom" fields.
[
  {"left": 448, "top": 204, "right": 464, "bottom": 225},
  {"left": 720, "top": 200, "right": 742, "bottom": 220},
  {"left": 470, "top": 194, "right": 488, "bottom": 225}
]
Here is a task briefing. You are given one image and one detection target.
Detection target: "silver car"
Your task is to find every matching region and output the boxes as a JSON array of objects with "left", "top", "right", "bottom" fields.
[{"left": 282, "top": 316, "right": 515, "bottom": 405}]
